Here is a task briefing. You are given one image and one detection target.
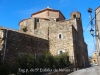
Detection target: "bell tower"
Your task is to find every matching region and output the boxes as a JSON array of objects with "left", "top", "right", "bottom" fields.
[
  {"left": 70, "top": 11, "right": 81, "bottom": 19},
  {"left": 70, "top": 11, "right": 84, "bottom": 41}
]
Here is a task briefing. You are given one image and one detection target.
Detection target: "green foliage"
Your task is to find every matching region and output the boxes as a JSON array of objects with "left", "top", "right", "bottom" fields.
[
  {"left": 54, "top": 52, "right": 70, "bottom": 68},
  {"left": 0, "top": 64, "right": 11, "bottom": 75},
  {"left": 1, "top": 52, "right": 71, "bottom": 74},
  {"left": 16, "top": 52, "right": 70, "bottom": 68},
  {"left": 16, "top": 54, "right": 35, "bottom": 69},
  {"left": 36, "top": 54, "right": 45, "bottom": 68},
  {"left": 16, "top": 54, "right": 35, "bottom": 75},
  {"left": 22, "top": 26, "right": 27, "bottom": 32}
]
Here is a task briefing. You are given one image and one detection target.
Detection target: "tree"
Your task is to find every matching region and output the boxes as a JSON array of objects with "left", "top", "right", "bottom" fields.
[
  {"left": 16, "top": 54, "right": 35, "bottom": 75},
  {"left": 17, "top": 54, "right": 35, "bottom": 69}
]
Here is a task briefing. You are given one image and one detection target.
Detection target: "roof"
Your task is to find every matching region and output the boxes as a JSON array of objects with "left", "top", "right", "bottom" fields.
[
  {"left": 19, "top": 17, "right": 50, "bottom": 26},
  {"left": 95, "top": 6, "right": 100, "bottom": 11},
  {"left": 19, "top": 18, "right": 31, "bottom": 26},
  {"left": 31, "top": 7, "right": 65, "bottom": 19}
]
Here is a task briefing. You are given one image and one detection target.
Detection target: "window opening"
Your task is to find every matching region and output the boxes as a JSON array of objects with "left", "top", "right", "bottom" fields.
[
  {"left": 60, "top": 51, "right": 63, "bottom": 54},
  {"left": 59, "top": 34, "right": 61, "bottom": 38},
  {"left": 34, "top": 18, "right": 39, "bottom": 29},
  {"left": 73, "top": 14, "right": 76, "bottom": 18}
]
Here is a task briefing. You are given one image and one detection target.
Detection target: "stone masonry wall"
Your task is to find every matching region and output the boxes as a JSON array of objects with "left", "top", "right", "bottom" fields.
[
  {"left": 34, "top": 19, "right": 49, "bottom": 40},
  {"left": 76, "top": 18, "right": 89, "bottom": 68},
  {"left": 72, "top": 17, "right": 89, "bottom": 68},
  {"left": 70, "top": 11, "right": 89, "bottom": 68},
  {"left": 48, "top": 20, "right": 74, "bottom": 59},
  {"left": 72, "top": 25, "right": 89, "bottom": 68},
  {"left": 0, "top": 27, "right": 49, "bottom": 66},
  {"left": 19, "top": 18, "right": 35, "bottom": 34},
  {"left": 19, "top": 18, "right": 50, "bottom": 40},
  {"left": 95, "top": 6, "right": 100, "bottom": 69},
  {"left": 72, "top": 26, "right": 79, "bottom": 66},
  {"left": 0, "top": 10, "right": 89, "bottom": 69}
]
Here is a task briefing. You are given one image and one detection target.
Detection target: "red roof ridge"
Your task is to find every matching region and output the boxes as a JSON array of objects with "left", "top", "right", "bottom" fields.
[{"left": 31, "top": 7, "right": 65, "bottom": 19}]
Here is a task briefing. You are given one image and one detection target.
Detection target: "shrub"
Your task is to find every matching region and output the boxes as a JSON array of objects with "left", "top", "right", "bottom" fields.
[
  {"left": 0, "top": 64, "right": 11, "bottom": 75},
  {"left": 17, "top": 54, "right": 35, "bottom": 69},
  {"left": 22, "top": 26, "right": 27, "bottom": 32},
  {"left": 15, "top": 52, "right": 71, "bottom": 74}
]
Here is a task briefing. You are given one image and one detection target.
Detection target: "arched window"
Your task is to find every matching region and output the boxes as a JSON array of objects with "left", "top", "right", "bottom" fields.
[
  {"left": 58, "top": 33, "right": 63, "bottom": 39},
  {"left": 58, "top": 50, "right": 66, "bottom": 55},
  {"left": 59, "top": 34, "right": 61, "bottom": 39},
  {"left": 34, "top": 18, "right": 39, "bottom": 30}
]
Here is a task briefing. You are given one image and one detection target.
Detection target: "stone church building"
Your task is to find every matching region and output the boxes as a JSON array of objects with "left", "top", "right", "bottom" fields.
[{"left": 0, "top": 7, "right": 89, "bottom": 68}]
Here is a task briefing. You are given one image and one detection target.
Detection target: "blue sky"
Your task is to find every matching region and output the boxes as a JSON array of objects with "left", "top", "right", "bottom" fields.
[{"left": 0, "top": 0, "right": 100, "bottom": 56}]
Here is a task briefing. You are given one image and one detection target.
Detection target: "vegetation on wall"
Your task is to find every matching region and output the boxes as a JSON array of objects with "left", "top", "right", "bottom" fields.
[
  {"left": 22, "top": 26, "right": 27, "bottom": 32},
  {"left": 0, "top": 51, "right": 71, "bottom": 75}
]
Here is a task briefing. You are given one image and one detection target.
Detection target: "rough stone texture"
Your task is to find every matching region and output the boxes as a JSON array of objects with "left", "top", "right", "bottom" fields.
[
  {"left": 48, "top": 21, "right": 74, "bottom": 56},
  {"left": 0, "top": 8, "right": 89, "bottom": 68},
  {"left": 0, "top": 29, "right": 4, "bottom": 51},
  {"left": 19, "top": 18, "right": 35, "bottom": 34},
  {"left": 95, "top": 6, "right": 100, "bottom": 72},
  {"left": 91, "top": 52, "right": 98, "bottom": 65},
  {"left": 34, "top": 19, "right": 49, "bottom": 40},
  {"left": 70, "top": 12, "right": 89, "bottom": 68},
  {"left": 0, "top": 28, "right": 49, "bottom": 65}
]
